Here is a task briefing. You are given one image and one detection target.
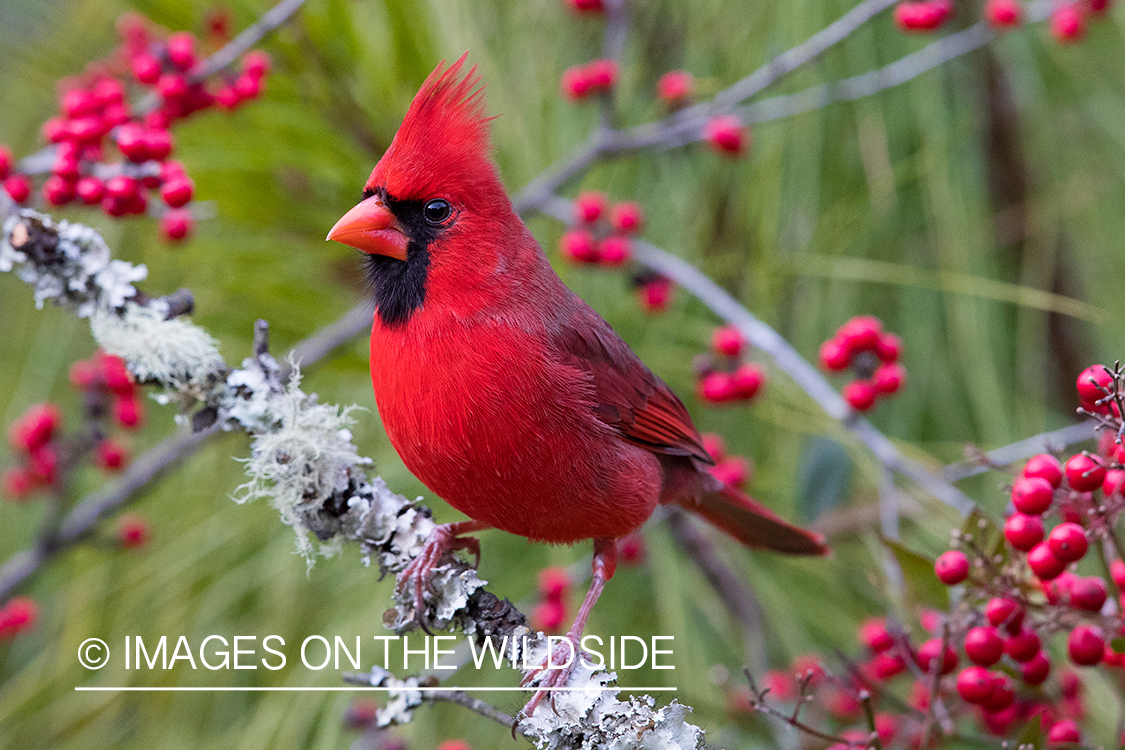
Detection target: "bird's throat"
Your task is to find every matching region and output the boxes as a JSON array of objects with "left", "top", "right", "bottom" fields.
[{"left": 365, "top": 242, "right": 430, "bottom": 327}]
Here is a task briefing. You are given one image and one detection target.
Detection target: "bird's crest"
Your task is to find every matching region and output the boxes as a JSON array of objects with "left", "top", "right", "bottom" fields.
[{"left": 369, "top": 54, "right": 500, "bottom": 204}]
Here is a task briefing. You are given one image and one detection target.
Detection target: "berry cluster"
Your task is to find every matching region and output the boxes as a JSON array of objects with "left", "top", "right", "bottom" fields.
[
  {"left": 0, "top": 12, "right": 271, "bottom": 243},
  {"left": 70, "top": 349, "right": 146, "bottom": 434},
  {"left": 696, "top": 326, "right": 766, "bottom": 405},
  {"left": 0, "top": 597, "right": 38, "bottom": 641},
  {"left": 702, "top": 432, "right": 754, "bottom": 489},
  {"left": 531, "top": 566, "right": 571, "bottom": 634},
  {"left": 893, "top": 0, "right": 954, "bottom": 32},
  {"left": 560, "top": 191, "right": 644, "bottom": 266},
  {"left": 3, "top": 404, "right": 63, "bottom": 499},
  {"left": 632, "top": 272, "right": 675, "bottom": 315},
  {"left": 560, "top": 59, "right": 619, "bottom": 101},
  {"left": 818, "top": 315, "right": 906, "bottom": 412}
]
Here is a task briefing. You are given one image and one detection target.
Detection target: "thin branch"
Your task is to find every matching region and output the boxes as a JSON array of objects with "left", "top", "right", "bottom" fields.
[
  {"left": 664, "top": 508, "right": 767, "bottom": 674},
  {"left": 942, "top": 421, "right": 1096, "bottom": 482},
  {"left": 427, "top": 689, "right": 521, "bottom": 733},
  {"left": 193, "top": 0, "right": 309, "bottom": 80}
]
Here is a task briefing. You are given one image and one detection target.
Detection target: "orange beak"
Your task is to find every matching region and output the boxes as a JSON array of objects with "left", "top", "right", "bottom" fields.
[{"left": 326, "top": 196, "right": 410, "bottom": 261}]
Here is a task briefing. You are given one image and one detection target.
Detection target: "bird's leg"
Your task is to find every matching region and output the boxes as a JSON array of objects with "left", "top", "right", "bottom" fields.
[
  {"left": 518, "top": 537, "right": 618, "bottom": 721},
  {"left": 396, "top": 519, "right": 490, "bottom": 632}
]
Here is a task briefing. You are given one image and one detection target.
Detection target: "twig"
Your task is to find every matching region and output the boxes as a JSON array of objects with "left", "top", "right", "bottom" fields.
[
  {"left": 664, "top": 508, "right": 767, "bottom": 673},
  {"left": 942, "top": 422, "right": 1097, "bottom": 482},
  {"left": 745, "top": 668, "right": 852, "bottom": 745},
  {"left": 192, "top": 0, "right": 309, "bottom": 80},
  {"left": 427, "top": 689, "right": 521, "bottom": 733}
]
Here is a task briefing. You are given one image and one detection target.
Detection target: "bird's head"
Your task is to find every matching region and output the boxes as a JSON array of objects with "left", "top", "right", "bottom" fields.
[{"left": 328, "top": 54, "right": 525, "bottom": 326}]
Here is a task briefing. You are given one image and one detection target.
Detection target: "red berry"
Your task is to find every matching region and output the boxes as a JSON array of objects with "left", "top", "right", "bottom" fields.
[
  {"left": 1076, "top": 364, "right": 1113, "bottom": 409},
  {"left": 838, "top": 315, "right": 883, "bottom": 352},
  {"left": 710, "top": 456, "right": 751, "bottom": 488},
  {"left": 573, "top": 192, "right": 607, "bottom": 224},
  {"left": 114, "top": 394, "right": 144, "bottom": 428},
  {"left": 1003, "top": 513, "right": 1043, "bottom": 552},
  {"left": 1046, "top": 719, "right": 1081, "bottom": 748},
  {"left": 105, "top": 175, "right": 139, "bottom": 204},
  {"left": 160, "top": 209, "right": 194, "bottom": 242},
  {"left": 934, "top": 550, "right": 969, "bottom": 585},
  {"left": 243, "top": 50, "right": 272, "bottom": 79},
  {"left": 701, "top": 433, "right": 726, "bottom": 462},
  {"left": 874, "top": 332, "right": 902, "bottom": 362},
  {"left": 868, "top": 652, "right": 906, "bottom": 680},
  {"left": 1027, "top": 541, "right": 1066, "bottom": 580},
  {"left": 1066, "top": 453, "right": 1106, "bottom": 492},
  {"left": 28, "top": 445, "right": 58, "bottom": 485},
  {"left": 166, "top": 31, "right": 197, "bottom": 72},
  {"left": 436, "top": 741, "right": 473, "bottom": 750},
  {"left": 1021, "top": 651, "right": 1051, "bottom": 685},
  {"left": 597, "top": 236, "right": 631, "bottom": 266},
  {"left": 532, "top": 599, "right": 566, "bottom": 632},
  {"left": 1011, "top": 476, "right": 1054, "bottom": 514},
  {"left": 985, "top": 0, "right": 1023, "bottom": 26},
  {"left": 0, "top": 145, "right": 12, "bottom": 180},
  {"left": 963, "top": 627, "right": 1003, "bottom": 666},
  {"left": 214, "top": 85, "right": 241, "bottom": 111},
  {"left": 985, "top": 598, "right": 1024, "bottom": 631},
  {"left": 956, "top": 666, "right": 995, "bottom": 704},
  {"left": 638, "top": 277, "right": 672, "bottom": 314},
  {"left": 842, "top": 379, "right": 878, "bottom": 411},
  {"left": 1103, "top": 469, "right": 1125, "bottom": 496},
  {"left": 4, "top": 174, "right": 31, "bottom": 203},
  {"left": 698, "top": 372, "right": 736, "bottom": 404},
  {"left": 2, "top": 468, "right": 35, "bottom": 501},
  {"left": 93, "top": 77, "right": 125, "bottom": 106},
  {"left": 0, "top": 596, "right": 39, "bottom": 638},
  {"left": 656, "top": 70, "right": 693, "bottom": 106},
  {"left": 609, "top": 201, "right": 644, "bottom": 234},
  {"left": 42, "top": 175, "right": 75, "bottom": 206},
  {"left": 60, "top": 88, "right": 97, "bottom": 119},
  {"left": 731, "top": 364, "right": 764, "bottom": 401},
  {"left": 585, "top": 59, "right": 617, "bottom": 91},
  {"left": 1048, "top": 522, "right": 1088, "bottom": 563},
  {"left": 96, "top": 439, "right": 129, "bottom": 471},
  {"left": 1111, "top": 558, "right": 1125, "bottom": 589},
  {"left": 858, "top": 617, "right": 894, "bottom": 653},
  {"left": 538, "top": 566, "right": 570, "bottom": 601},
  {"left": 1051, "top": 3, "right": 1086, "bottom": 41},
  {"left": 75, "top": 177, "right": 104, "bottom": 205},
  {"left": 561, "top": 66, "right": 594, "bottom": 100},
  {"left": 1004, "top": 628, "right": 1041, "bottom": 662},
  {"left": 618, "top": 532, "right": 646, "bottom": 565},
  {"left": 132, "top": 52, "right": 162, "bottom": 85},
  {"left": 145, "top": 128, "right": 173, "bottom": 161},
  {"left": 114, "top": 123, "right": 149, "bottom": 162},
  {"left": 51, "top": 150, "right": 80, "bottom": 180},
  {"left": 712, "top": 325, "right": 745, "bottom": 358},
  {"left": 982, "top": 673, "right": 1015, "bottom": 712},
  {"left": 9, "top": 403, "right": 62, "bottom": 453},
  {"left": 1068, "top": 576, "right": 1107, "bottom": 612},
  {"left": 818, "top": 338, "right": 851, "bottom": 372},
  {"left": 157, "top": 74, "right": 189, "bottom": 103},
  {"left": 160, "top": 176, "right": 193, "bottom": 208},
  {"left": 703, "top": 115, "right": 747, "bottom": 156},
  {"left": 566, "top": 0, "right": 605, "bottom": 13},
  {"left": 894, "top": 0, "right": 953, "bottom": 31},
  {"left": 117, "top": 514, "right": 150, "bottom": 549},
  {"left": 1023, "top": 453, "right": 1063, "bottom": 487},
  {"left": 560, "top": 228, "right": 598, "bottom": 263},
  {"left": 873, "top": 362, "right": 906, "bottom": 395},
  {"left": 916, "top": 638, "right": 958, "bottom": 675},
  {"left": 1068, "top": 625, "right": 1104, "bottom": 666}
]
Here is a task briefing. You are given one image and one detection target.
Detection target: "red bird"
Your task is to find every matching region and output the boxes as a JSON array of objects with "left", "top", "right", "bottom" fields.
[{"left": 328, "top": 55, "right": 826, "bottom": 717}]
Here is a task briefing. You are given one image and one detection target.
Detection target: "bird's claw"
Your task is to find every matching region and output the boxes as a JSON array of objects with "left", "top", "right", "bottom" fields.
[
  {"left": 395, "top": 523, "right": 480, "bottom": 633},
  {"left": 516, "top": 634, "right": 583, "bottom": 721}
]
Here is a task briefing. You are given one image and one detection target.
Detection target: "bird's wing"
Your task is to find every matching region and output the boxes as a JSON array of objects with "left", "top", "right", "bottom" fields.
[{"left": 549, "top": 301, "right": 713, "bottom": 465}]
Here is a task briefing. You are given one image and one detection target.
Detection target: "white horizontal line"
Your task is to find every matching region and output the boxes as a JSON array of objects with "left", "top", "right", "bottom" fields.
[{"left": 75, "top": 686, "right": 677, "bottom": 692}]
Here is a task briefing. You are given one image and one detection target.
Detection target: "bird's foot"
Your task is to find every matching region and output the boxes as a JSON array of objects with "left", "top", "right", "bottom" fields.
[
  {"left": 395, "top": 521, "right": 485, "bottom": 633},
  {"left": 516, "top": 634, "right": 584, "bottom": 720}
]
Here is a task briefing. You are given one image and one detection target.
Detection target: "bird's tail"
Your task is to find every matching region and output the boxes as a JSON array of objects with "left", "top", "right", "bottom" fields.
[{"left": 681, "top": 484, "right": 828, "bottom": 555}]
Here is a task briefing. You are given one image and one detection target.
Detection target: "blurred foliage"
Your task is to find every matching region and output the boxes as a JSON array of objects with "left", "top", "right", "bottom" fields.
[{"left": 0, "top": 0, "right": 1124, "bottom": 748}]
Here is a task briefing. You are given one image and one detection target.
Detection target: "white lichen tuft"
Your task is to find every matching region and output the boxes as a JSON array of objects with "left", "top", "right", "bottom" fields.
[
  {"left": 91, "top": 303, "right": 227, "bottom": 397},
  {"left": 233, "top": 370, "right": 372, "bottom": 562},
  {"left": 2, "top": 210, "right": 147, "bottom": 316}
]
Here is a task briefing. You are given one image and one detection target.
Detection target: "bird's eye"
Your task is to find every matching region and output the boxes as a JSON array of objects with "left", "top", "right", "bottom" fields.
[{"left": 423, "top": 199, "right": 452, "bottom": 225}]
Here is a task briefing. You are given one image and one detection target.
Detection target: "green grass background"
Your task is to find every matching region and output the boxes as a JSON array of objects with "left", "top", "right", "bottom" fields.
[{"left": 0, "top": 0, "right": 1123, "bottom": 747}]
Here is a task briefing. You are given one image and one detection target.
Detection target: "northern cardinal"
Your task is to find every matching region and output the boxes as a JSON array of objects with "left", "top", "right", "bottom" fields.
[{"left": 328, "top": 55, "right": 826, "bottom": 718}]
